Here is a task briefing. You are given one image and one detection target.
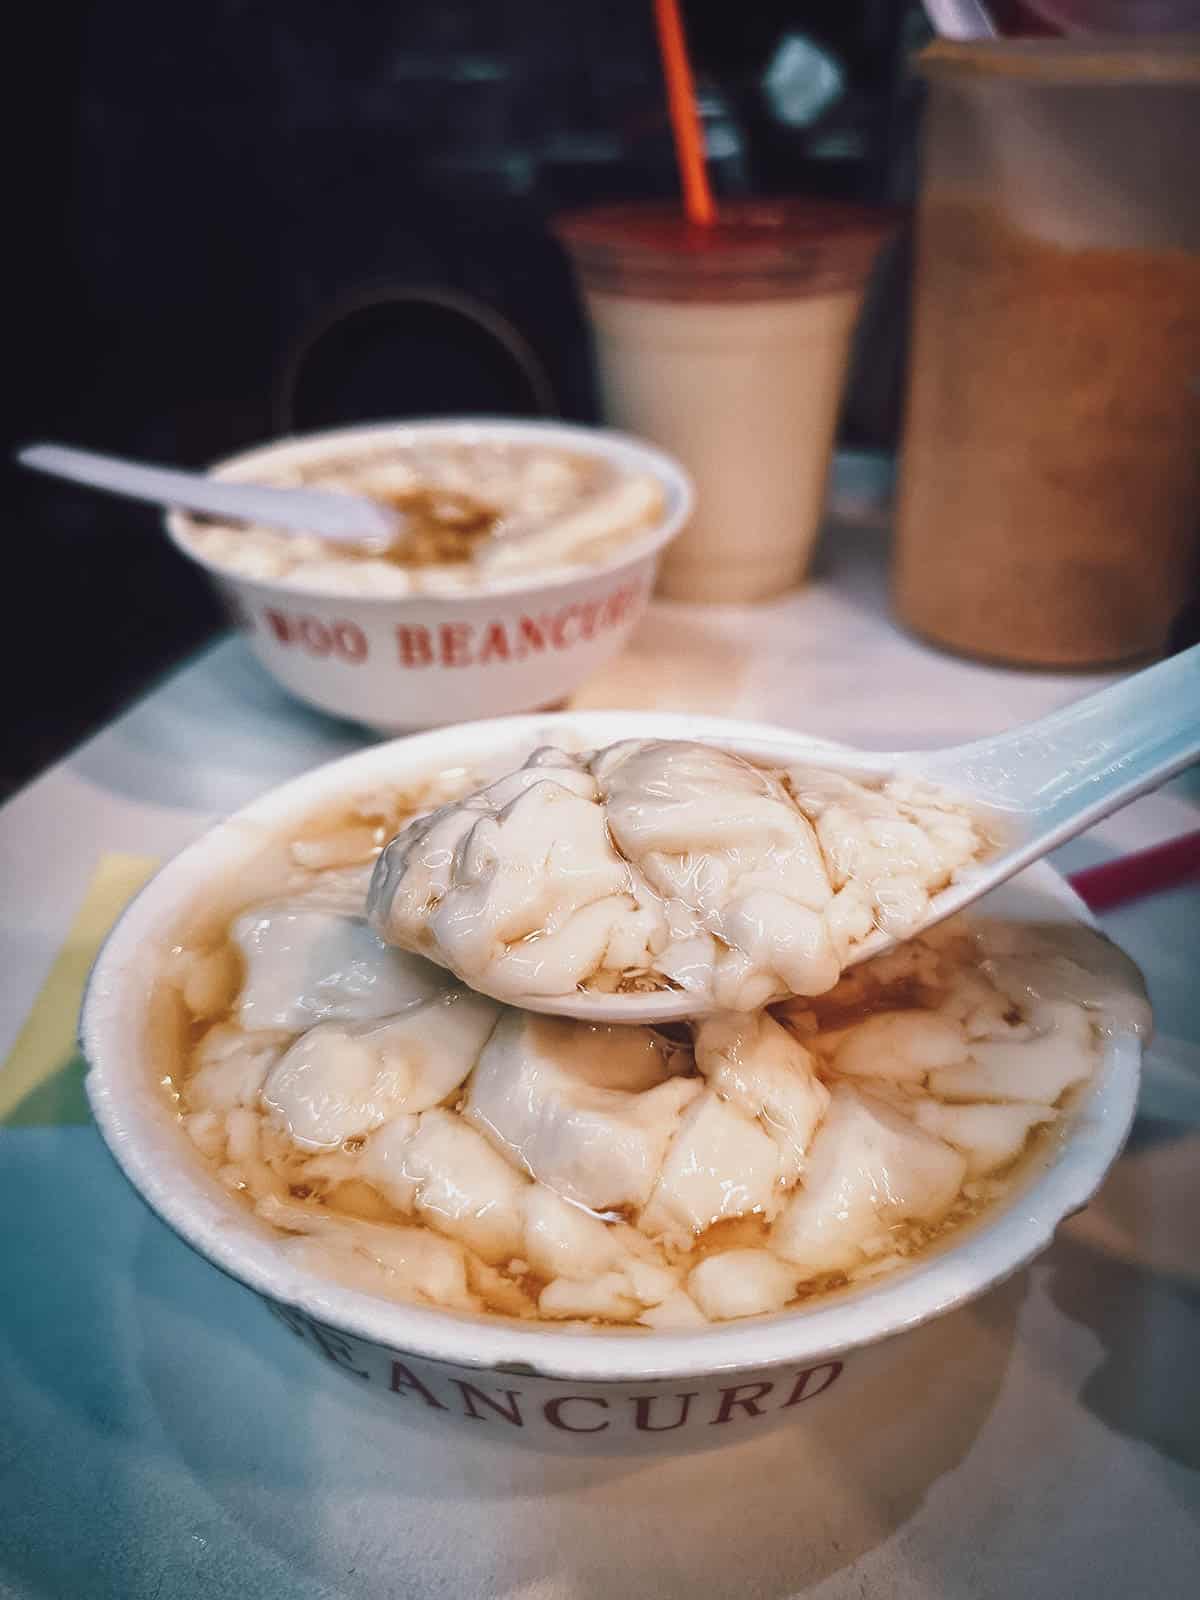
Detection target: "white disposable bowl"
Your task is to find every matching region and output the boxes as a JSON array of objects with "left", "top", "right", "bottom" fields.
[
  {"left": 166, "top": 420, "right": 693, "bottom": 732},
  {"left": 81, "top": 712, "right": 1145, "bottom": 1456}
]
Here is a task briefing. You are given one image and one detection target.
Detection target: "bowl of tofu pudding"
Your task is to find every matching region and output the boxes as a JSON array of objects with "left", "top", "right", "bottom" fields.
[
  {"left": 166, "top": 419, "right": 692, "bottom": 732},
  {"left": 81, "top": 712, "right": 1149, "bottom": 1456}
]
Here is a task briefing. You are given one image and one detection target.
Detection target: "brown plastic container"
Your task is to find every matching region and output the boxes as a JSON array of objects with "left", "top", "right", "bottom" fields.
[
  {"left": 558, "top": 201, "right": 894, "bottom": 604},
  {"left": 894, "top": 38, "right": 1200, "bottom": 668}
]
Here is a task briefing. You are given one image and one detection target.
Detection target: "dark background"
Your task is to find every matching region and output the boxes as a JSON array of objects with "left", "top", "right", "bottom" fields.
[{"left": 9, "top": 0, "right": 934, "bottom": 796}]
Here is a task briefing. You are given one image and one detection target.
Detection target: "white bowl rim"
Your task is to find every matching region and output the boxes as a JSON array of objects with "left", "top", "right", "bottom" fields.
[
  {"left": 81, "top": 710, "right": 1143, "bottom": 1384},
  {"left": 163, "top": 416, "right": 694, "bottom": 605}
]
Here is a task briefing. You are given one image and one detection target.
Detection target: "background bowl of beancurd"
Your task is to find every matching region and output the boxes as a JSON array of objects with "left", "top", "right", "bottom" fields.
[
  {"left": 165, "top": 419, "right": 693, "bottom": 732},
  {"left": 80, "top": 712, "right": 1146, "bottom": 1456}
]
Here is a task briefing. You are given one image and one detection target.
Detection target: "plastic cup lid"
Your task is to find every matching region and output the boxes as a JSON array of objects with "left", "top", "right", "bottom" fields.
[{"left": 555, "top": 199, "right": 900, "bottom": 302}]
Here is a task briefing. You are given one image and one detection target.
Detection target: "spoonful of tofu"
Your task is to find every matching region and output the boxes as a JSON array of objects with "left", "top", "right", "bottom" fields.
[{"left": 367, "top": 646, "right": 1200, "bottom": 1025}]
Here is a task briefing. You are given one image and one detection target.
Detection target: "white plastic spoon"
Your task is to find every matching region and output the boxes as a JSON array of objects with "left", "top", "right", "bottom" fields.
[
  {"left": 518, "top": 643, "right": 1200, "bottom": 1024},
  {"left": 18, "top": 441, "right": 401, "bottom": 545}
]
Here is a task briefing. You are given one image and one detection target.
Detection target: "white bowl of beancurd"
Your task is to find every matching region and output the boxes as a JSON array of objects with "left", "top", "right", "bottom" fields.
[
  {"left": 81, "top": 711, "right": 1149, "bottom": 1456},
  {"left": 166, "top": 419, "right": 692, "bottom": 732}
]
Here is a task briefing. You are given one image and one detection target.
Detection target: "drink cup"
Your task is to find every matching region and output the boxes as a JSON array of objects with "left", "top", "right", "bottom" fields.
[
  {"left": 557, "top": 201, "right": 894, "bottom": 604},
  {"left": 893, "top": 37, "right": 1200, "bottom": 668}
]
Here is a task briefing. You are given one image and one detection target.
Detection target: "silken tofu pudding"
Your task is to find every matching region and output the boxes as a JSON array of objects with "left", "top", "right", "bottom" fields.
[
  {"left": 175, "top": 432, "right": 668, "bottom": 596},
  {"left": 153, "top": 737, "right": 1145, "bottom": 1330}
]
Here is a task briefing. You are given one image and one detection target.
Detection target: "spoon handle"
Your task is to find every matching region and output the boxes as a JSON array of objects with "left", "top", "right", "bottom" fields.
[
  {"left": 920, "top": 644, "right": 1200, "bottom": 840},
  {"left": 18, "top": 442, "right": 399, "bottom": 544}
]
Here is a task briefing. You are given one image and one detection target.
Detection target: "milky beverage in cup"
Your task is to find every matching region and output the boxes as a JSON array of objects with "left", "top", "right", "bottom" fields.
[{"left": 557, "top": 202, "right": 895, "bottom": 604}]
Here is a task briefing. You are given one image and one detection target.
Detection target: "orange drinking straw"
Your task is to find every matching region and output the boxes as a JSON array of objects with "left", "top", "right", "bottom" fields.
[{"left": 653, "top": 0, "right": 716, "bottom": 225}]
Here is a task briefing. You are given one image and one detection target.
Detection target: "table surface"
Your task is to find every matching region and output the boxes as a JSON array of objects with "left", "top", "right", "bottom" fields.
[{"left": 3, "top": 518, "right": 1198, "bottom": 1600}]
